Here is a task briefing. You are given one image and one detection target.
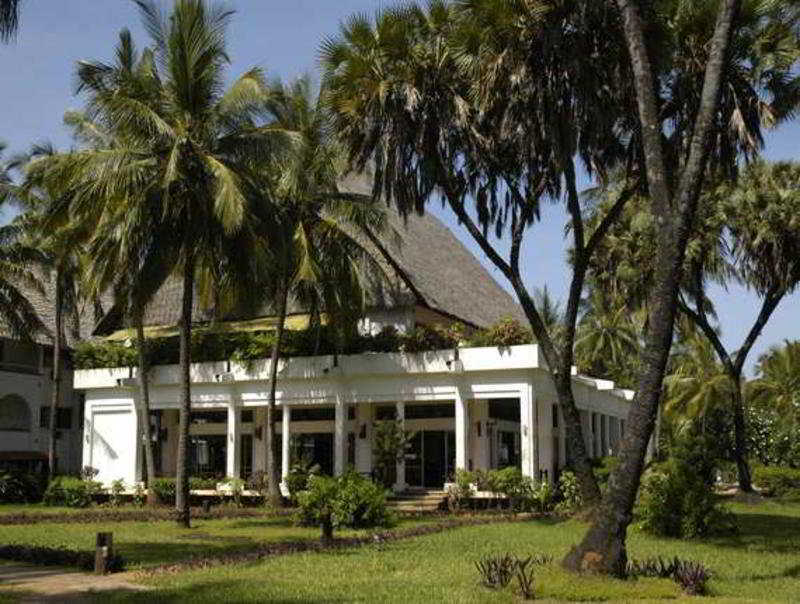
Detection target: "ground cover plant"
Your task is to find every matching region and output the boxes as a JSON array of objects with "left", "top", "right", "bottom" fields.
[{"left": 0, "top": 499, "right": 790, "bottom": 603}]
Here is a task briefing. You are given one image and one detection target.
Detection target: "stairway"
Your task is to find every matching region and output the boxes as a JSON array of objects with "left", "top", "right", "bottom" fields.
[{"left": 387, "top": 488, "right": 448, "bottom": 513}]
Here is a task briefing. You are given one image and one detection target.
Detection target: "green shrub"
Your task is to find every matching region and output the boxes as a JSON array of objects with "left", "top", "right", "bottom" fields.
[
  {"left": 109, "top": 479, "right": 126, "bottom": 506},
  {"left": 150, "top": 478, "right": 176, "bottom": 504},
  {"left": 0, "top": 472, "right": 44, "bottom": 503},
  {"left": 636, "top": 433, "right": 737, "bottom": 538},
  {"left": 592, "top": 456, "right": 620, "bottom": 487},
  {"left": 285, "top": 458, "right": 321, "bottom": 502},
  {"left": 447, "top": 469, "right": 474, "bottom": 510},
  {"left": 43, "top": 477, "right": 102, "bottom": 508},
  {"left": 554, "top": 471, "right": 583, "bottom": 515},
  {"left": 188, "top": 477, "right": 219, "bottom": 491},
  {"left": 466, "top": 317, "right": 533, "bottom": 347},
  {"left": 752, "top": 465, "right": 800, "bottom": 498},
  {"left": 295, "top": 471, "right": 394, "bottom": 541}
]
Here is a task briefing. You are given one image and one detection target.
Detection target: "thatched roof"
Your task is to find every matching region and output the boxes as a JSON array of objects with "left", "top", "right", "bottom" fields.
[
  {"left": 0, "top": 271, "right": 107, "bottom": 348},
  {"left": 94, "top": 189, "right": 526, "bottom": 334}
]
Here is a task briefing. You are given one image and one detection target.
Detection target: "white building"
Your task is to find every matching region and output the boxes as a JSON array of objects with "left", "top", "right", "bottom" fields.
[
  {"left": 76, "top": 345, "right": 632, "bottom": 490},
  {"left": 73, "top": 207, "right": 634, "bottom": 490},
  {"left": 0, "top": 276, "right": 89, "bottom": 475}
]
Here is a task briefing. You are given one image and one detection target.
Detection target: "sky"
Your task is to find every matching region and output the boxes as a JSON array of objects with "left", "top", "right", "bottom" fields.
[{"left": 1, "top": 0, "right": 798, "bottom": 376}]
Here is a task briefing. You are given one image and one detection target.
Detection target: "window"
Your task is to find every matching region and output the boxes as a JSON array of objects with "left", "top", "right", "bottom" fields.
[
  {"left": 241, "top": 409, "right": 254, "bottom": 423},
  {"left": 405, "top": 404, "right": 454, "bottom": 419},
  {"left": 39, "top": 407, "right": 72, "bottom": 430},
  {"left": 0, "top": 339, "right": 39, "bottom": 374},
  {"left": 488, "top": 399, "right": 520, "bottom": 422},
  {"left": 291, "top": 407, "right": 335, "bottom": 422},
  {"left": 190, "top": 410, "right": 226, "bottom": 424},
  {"left": 375, "top": 405, "right": 396, "bottom": 421},
  {"left": 0, "top": 395, "right": 31, "bottom": 431}
]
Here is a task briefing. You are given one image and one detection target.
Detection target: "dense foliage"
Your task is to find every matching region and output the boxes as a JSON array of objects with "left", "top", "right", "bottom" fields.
[
  {"left": 0, "top": 471, "right": 44, "bottom": 503},
  {"left": 295, "top": 471, "right": 394, "bottom": 540},
  {"left": 74, "top": 319, "right": 534, "bottom": 370},
  {"left": 752, "top": 466, "right": 800, "bottom": 501},
  {"left": 636, "top": 433, "right": 737, "bottom": 538},
  {"left": 43, "top": 476, "right": 103, "bottom": 508}
]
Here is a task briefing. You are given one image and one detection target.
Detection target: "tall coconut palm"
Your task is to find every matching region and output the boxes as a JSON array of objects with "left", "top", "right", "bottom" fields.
[
  {"left": 0, "top": 0, "right": 19, "bottom": 42},
  {"left": 14, "top": 142, "right": 99, "bottom": 478},
  {"left": 679, "top": 161, "right": 800, "bottom": 492},
  {"left": 255, "top": 76, "right": 388, "bottom": 504},
  {"left": 322, "top": 0, "right": 641, "bottom": 506},
  {"left": 42, "top": 0, "right": 285, "bottom": 527}
]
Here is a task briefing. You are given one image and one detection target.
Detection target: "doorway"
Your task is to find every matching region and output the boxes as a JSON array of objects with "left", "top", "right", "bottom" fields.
[{"left": 406, "top": 430, "right": 455, "bottom": 488}]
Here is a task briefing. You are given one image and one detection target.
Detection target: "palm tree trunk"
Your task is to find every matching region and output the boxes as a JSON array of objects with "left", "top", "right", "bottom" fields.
[
  {"left": 175, "top": 257, "right": 195, "bottom": 527},
  {"left": 562, "top": 0, "right": 740, "bottom": 575},
  {"left": 730, "top": 376, "right": 752, "bottom": 491},
  {"left": 265, "top": 278, "right": 289, "bottom": 507},
  {"left": 47, "top": 268, "right": 62, "bottom": 479},
  {"left": 135, "top": 315, "right": 159, "bottom": 504}
]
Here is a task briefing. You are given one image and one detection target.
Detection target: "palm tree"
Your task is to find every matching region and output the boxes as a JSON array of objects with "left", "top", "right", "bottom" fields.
[
  {"left": 43, "top": 0, "right": 285, "bottom": 527},
  {"left": 749, "top": 340, "right": 800, "bottom": 423},
  {"left": 255, "top": 76, "right": 387, "bottom": 505},
  {"left": 565, "top": 0, "right": 740, "bottom": 574},
  {"left": 0, "top": 0, "right": 19, "bottom": 41},
  {"left": 664, "top": 334, "right": 733, "bottom": 435},
  {"left": 575, "top": 292, "right": 640, "bottom": 389},
  {"left": 11, "top": 153, "right": 83, "bottom": 478},
  {"left": 679, "top": 161, "right": 800, "bottom": 492},
  {"left": 0, "top": 143, "right": 47, "bottom": 343},
  {"left": 322, "top": 0, "right": 641, "bottom": 506}
]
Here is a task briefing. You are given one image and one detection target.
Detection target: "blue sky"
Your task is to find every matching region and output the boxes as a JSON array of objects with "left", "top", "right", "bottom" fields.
[{"left": 1, "top": 0, "right": 798, "bottom": 376}]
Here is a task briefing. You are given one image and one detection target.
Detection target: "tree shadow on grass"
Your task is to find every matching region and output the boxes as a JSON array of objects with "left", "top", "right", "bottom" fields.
[{"left": 708, "top": 512, "right": 800, "bottom": 555}]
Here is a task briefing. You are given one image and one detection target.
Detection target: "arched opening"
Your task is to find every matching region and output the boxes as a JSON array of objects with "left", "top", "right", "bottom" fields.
[{"left": 0, "top": 394, "right": 31, "bottom": 432}]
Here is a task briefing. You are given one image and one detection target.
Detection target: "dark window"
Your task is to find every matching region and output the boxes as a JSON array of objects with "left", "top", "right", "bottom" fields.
[
  {"left": 291, "top": 407, "right": 335, "bottom": 422},
  {"left": 405, "top": 404, "right": 455, "bottom": 419},
  {"left": 241, "top": 409, "right": 254, "bottom": 423},
  {"left": 190, "top": 410, "right": 227, "bottom": 424},
  {"left": 488, "top": 399, "right": 520, "bottom": 422},
  {"left": 375, "top": 405, "right": 396, "bottom": 421},
  {"left": 347, "top": 406, "right": 356, "bottom": 420},
  {"left": 552, "top": 404, "right": 559, "bottom": 429},
  {"left": 39, "top": 407, "right": 72, "bottom": 430}
]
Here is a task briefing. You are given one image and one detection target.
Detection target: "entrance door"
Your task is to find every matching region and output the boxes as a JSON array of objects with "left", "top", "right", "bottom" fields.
[{"left": 406, "top": 430, "right": 455, "bottom": 488}]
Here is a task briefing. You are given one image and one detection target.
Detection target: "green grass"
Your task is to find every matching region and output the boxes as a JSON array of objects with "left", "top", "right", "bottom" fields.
[
  {"left": 1, "top": 501, "right": 798, "bottom": 602},
  {"left": 0, "top": 511, "right": 436, "bottom": 569},
  {"left": 0, "top": 503, "right": 150, "bottom": 516},
  {"left": 99, "top": 500, "right": 800, "bottom": 602}
]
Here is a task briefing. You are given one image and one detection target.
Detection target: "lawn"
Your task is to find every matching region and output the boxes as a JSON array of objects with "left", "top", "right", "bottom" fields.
[
  {"left": 78, "top": 500, "right": 800, "bottom": 602},
  {"left": 0, "top": 510, "right": 437, "bottom": 569},
  {"left": 0, "top": 500, "right": 798, "bottom": 602}
]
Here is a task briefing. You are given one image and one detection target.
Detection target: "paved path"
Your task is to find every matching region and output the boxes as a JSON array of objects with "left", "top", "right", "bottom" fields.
[{"left": 0, "top": 564, "right": 147, "bottom": 603}]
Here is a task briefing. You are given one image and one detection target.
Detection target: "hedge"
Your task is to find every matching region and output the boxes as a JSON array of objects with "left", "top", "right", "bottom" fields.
[{"left": 75, "top": 318, "right": 534, "bottom": 370}]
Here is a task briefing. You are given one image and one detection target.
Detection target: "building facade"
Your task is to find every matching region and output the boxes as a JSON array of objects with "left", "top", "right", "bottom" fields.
[{"left": 75, "top": 344, "right": 633, "bottom": 490}]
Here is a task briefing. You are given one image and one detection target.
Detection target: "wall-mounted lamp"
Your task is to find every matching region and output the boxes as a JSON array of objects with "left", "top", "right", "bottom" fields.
[
  {"left": 359, "top": 423, "right": 367, "bottom": 439},
  {"left": 476, "top": 421, "right": 482, "bottom": 437},
  {"left": 255, "top": 426, "right": 263, "bottom": 441}
]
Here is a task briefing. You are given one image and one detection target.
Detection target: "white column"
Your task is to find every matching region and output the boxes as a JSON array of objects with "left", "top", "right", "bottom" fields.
[
  {"left": 355, "top": 403, "right": 373, "bottom": 475},
  {"left": 394, "top": 402, "right": 406, "bottom": 491},
  {"left": 226, "top": 402, "right": 241, "bottom": 478},
  {"left": 131, "top": 393, "right": 144, "bottom": 483},
  {"left": 520, "top": 382, "right": 536, "bottom": 480},
  {"left": 455, "top": 387, "right": 469, "bottom": 472},
  {"left": 281, "top": 404, "right": 291, "bottom": 483},
  {"left": 334, "top": 398, "right": 347, "bottom": 476},
  {"left": 471, "top": 400, "right": 490, "bottom": 471},
  {"left": 538, "top": 398, "right": 554, "bottom": 483}
]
